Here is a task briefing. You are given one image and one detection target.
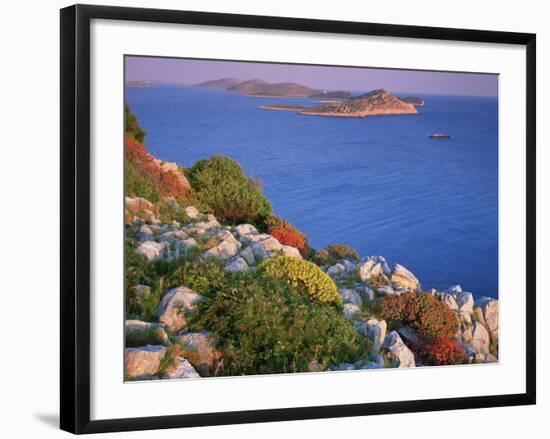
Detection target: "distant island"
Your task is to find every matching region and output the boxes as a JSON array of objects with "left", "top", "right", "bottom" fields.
[
  {"left": 193, "top": 77, "right": 243, "bottom": 89},
  {"left": 194, "top": 78, "right": 423, "bottom": 116},
  {"left": 228, "top": 79, "right": 321, "bottom": 97},
  {"left": 261, "top": 89, "right": 419, "bottom": 118},
  {"left": 126, "top": 80, "right": 154, "bottom": 87},
  {"left": 195, "top": 78, "right": 355, "bottom": 99},
  {"left": 400, "top": 96, "right": 425, "bottom": 106}
]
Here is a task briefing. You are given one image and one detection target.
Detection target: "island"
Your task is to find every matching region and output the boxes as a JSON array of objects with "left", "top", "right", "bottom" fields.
[
  {"left": 194, "top": 77, "right": 243, "bottom": 89},
  {"left": 126, "top": 80, "right": 154, "bottom": 87},
  {"left": 400, "top": 96, "right": 425, "bottom": 106},
  {"left": 308, "top": 90, "right": 353, "bottom": 99},
  {"left": 261, "top": 89, "right": 418, "bottom": 118},
  {"left": 227, "top": 79, "right": 322, "bottom": 97},
  {"left": 195, "top": 77, "right": 352, "bottom": 98}
]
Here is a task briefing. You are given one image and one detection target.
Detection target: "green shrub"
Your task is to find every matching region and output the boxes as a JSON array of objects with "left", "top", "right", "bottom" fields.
[
  {"left": 125, "top": 103, "right": 146, "bottom": 143},
  {"left": 189, "top": 270, "right": 368, "bottom": 375},
  {"left": 166, "top": 258, "right": 238, "bottom": 299},
  {"left": 187, "top": 155, "right": 272, "bottom": 226},
  {"left": 313, "top": 244, "right": 360, "bottom": 266},
  {"left": 259, "top": 257, "right": 341, "bottom": 304}
]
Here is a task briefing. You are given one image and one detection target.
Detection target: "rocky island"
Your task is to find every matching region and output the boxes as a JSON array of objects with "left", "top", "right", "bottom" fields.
[{"left": 261, "top": 89, "right": 419, "bottom": 118}]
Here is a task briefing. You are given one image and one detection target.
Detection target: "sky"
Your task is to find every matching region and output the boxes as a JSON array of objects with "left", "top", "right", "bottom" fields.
[{"left": 125, "top": 56, "right": 498, "bottom": 97}]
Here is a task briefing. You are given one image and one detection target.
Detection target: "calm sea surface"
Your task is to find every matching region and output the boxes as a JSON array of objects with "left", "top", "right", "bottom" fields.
[{"left": 126, "top": 86, "right": 498, "bottom": 298}]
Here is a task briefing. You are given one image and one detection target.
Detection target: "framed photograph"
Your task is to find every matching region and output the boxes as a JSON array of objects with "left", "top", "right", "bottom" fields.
[{"left": 60, "top": 4, "right": 536, "bottom": 434}]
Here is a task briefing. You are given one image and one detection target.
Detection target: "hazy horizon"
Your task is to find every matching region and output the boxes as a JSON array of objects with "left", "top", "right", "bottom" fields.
[{"left": 125, "top": 56, "right": 498, "bottom": 97}]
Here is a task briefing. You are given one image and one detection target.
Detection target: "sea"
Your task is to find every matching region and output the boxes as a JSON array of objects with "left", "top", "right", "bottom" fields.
[{"left": 126, "top": 85, "right": 499, "bottom": 298}]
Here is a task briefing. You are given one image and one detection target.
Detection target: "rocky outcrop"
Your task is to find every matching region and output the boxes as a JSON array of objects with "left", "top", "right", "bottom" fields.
[
  {"left": 343, "top": 304, "right": 362, "bottom": 320},
  {"left": 470, "top": 320, "right": 490, "bottom": 355},
  {"left": 164, "top": 357, "right": 201, "bottom": 379},
  {"left": 339, "top": 288, "right": 363, "bottom": 306},
  {"left": 391, "top": 264, "right": 420, "bottom": 290},
  {"left": 137, "top": 241, "right": 169, "bottom": 262},
  {"left": 457, "top": 291, "right": 475, "bottom": 324},
  {"left": 474, "top": 297, "right": 499, "bottom": 342},
  {"left": 177, "top": 330, "right": 222, "bottom": 376},
  {"left": 202, "top": 230, "right": 242, "bottom": 260},
  {"left": 366, "top": 317, "right": 387, "bottom": 352},
  {"left": 125, "top": 345, "right": 166, "bottom": 380},
  {"left": 383, "top": 331, "right": 415, "bottom": 368},
  {"left": 125, "top": 320, "right": 169, "bottom": 346},
  {"left": 157, "top": 287, "right": 204, "bottom": 333},
  {"left": 358, "top": 256, "right": 391, "bottom": 284}
]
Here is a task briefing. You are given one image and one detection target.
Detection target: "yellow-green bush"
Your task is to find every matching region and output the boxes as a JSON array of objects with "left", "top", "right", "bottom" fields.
[{"left": 259, "top": 257, "right": 341, "bottom": 304}]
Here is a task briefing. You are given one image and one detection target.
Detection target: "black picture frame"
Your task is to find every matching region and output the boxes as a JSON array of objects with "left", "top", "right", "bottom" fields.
[{"left": 60, "top": 4, "right": 536, "bottom": 434}]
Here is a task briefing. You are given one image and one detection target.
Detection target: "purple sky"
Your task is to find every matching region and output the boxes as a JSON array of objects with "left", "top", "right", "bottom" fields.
[{"left": 125, "top": 56, "right": 498, "bottom": 97}]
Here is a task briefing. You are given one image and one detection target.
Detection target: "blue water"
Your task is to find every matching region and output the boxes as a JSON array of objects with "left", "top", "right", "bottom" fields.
[{"left": 127, "top": 86, "right": 498, "bottom": 298}]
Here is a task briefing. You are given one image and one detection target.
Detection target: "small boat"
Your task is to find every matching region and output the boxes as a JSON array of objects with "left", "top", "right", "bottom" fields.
[{"left": 430, "top": 133, "right": 451, "bottom": 139}]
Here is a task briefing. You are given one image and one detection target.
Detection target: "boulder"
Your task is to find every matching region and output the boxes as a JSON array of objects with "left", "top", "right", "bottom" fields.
[
  {"left": 137, "top": 241, "right": 168, "bottom": 262},
  {"left": 383, "top": 331, "right": 416, "bottom": 368},
  {"left": 125, "top": 320, "right": 169, "bottom": 346},
  {"left": 366, "top": 317, "right": 387, "bottom": 352},
  {"left": 157, "top": 287, "right": 204, "bottom": 333},
  {"left": 470, "top": 320, "right": 490, "bottom": 354},
  {"left": 125, "top": 345, "right": 166, "bottom": 380},
  {"left": 160, "top": 230, "right": 189, "bottom": 242},
  {"left": 457, "top": 291, "right": 474, "bottom": 323},
  {"left": 177, "top": 330, "right": 221, "bottom": 376},
  {"left": 250, "top": 236, "right": 282, "bottom": 262},
  {"left": 448, "top": 285, "right": 462, "bottom": 294},
  {"left": 440, "top": 292, "right": 459, "bottom": 311},
  {"left": 125, "top": 196, "right": 155, "bottom": 212},
  {"left": 339, "top": 288, "right": 363, "bottom": 306},
  {"left": 475, "top": 297, "right": 499, "bottom": 341},
  {"left": 363, "top": 286, "right": 375, "bottom": 301},
  {"left": 343, "top": 303, "right": 362, "bottom": 320},
  {"left": 184, "top": 205, "right": 200, "bottom": 219},
  {"left": 280, "top": 245, "right": 303, "bottom": 259},
  {"left": 341, "top": 259, "right": 357, "bottom": 273},
  {"left": 461, "top": 325, "right": 473, "bottom": 343},
  {"left": 225, "top": 257, "right": 249, "bottom": 272},
  {"left": 391, "top": 264, "right": 420, "bottom": 290},
  {"left": 164, "top": 357, "right": 201, "bottom": 379},
  {"left": 202, "top": 232, "right": 242, "bottom": 260},
  {"left": 358, "top": 256, "right": 391, "bottom": 284},
  {"left": 239, "top": 246, "right": 256, "bottom": 266},
  {"left": 327, "top": 263, "right": 346, "bottom": 277},
  {"left": 185, "top": 219, "right": 220, "bottom": 236},
  {"left": 235, "top": 224, "right": 259, "bottom": 241}
]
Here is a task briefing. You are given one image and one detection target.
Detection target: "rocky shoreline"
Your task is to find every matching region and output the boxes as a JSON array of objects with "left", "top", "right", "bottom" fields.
[
  {"left": 123, "top": 104, "right": 497, "bottom": 382},
  {"left": 125, "top": 196, "right": 498, "bottom": 380}
]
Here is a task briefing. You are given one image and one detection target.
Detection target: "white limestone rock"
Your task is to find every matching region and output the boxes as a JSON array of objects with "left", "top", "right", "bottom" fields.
[
  {"left": 383, "top": 331, "right": 416, "bottom": 368},
  {"left": 157, "top": 287, "right": 204, "bottom": 333}
]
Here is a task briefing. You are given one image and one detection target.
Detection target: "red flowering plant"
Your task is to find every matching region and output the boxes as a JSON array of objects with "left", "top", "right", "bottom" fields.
[
  {"left": 374, "top": 292, "right": 465, "bottom": 365},
  {"left": 420, "top": 336, "right": 467, "bottom": 366},
  {"left": 264, "top": 216, "right": 309, "bottom": 257}
]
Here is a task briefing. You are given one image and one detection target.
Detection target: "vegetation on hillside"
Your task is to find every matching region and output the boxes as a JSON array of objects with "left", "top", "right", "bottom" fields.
[{"left": 187, "top": 155, "right": 272, "bottom": 226}]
